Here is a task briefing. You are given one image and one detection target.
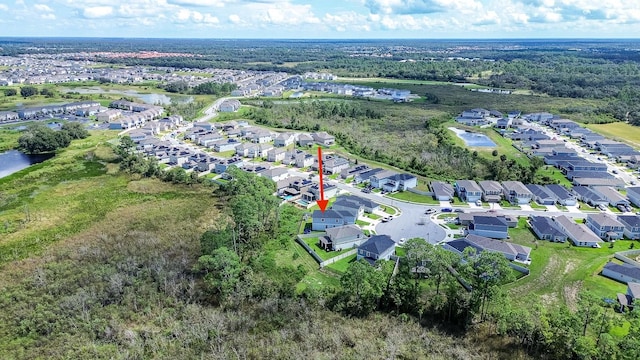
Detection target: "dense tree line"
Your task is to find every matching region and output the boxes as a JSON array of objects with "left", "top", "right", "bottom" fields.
[
  {"left": 18, "top": 122, "right": 89, "bottom": 154},
  {"left": 163, "top": 81, "right": 237, "bottom": 96}
]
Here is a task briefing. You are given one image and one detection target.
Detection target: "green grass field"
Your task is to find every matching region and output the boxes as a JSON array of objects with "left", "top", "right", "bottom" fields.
[
  {"left": 586, "top": 122, "right": 640, "bottom": 149},
  {"left": 303, "top": 236, "right": 352, "bottom": 261},
  {"left": 388, "top": 191, "right": 439, "bottom": 204}
]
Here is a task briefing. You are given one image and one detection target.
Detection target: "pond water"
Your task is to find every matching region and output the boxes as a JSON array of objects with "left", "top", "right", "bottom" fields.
[
  {"left": 448, "top": 127, "right": 496, "bottom": 147},
  {"left": 60, "top": 87, "right": 194, "bottom": 105},
  {"left": 0, "top": 150, "right": 54, "bottom": 178}
]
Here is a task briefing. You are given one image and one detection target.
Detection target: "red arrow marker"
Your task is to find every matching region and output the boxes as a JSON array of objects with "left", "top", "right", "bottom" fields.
[{"left": 316, "top": 147, "right": 329, "bottom": 212}]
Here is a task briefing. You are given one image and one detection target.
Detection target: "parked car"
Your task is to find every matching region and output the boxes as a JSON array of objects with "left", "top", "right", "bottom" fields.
[
  {"left": 441, "top": 208, "right": 453, "bottom": 213},
  {"left": 454, "top": 209, "right": 464, "bottom": 213}
]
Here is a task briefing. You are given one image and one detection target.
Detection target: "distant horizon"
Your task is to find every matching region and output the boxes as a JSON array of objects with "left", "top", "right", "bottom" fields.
[{"left": 2, "top": 1, "right": 640, "bottom": 40}]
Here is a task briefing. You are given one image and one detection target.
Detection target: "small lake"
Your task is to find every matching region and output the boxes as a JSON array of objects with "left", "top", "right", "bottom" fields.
[
  {"left": 448, "top": 127, "right": 496, "bottom": 147},
  {"left": 60, "top": 87, "right": 194, "bottom": 105},
  {"left": 0, "top": 150, "right": 54, "bottom": 178}
]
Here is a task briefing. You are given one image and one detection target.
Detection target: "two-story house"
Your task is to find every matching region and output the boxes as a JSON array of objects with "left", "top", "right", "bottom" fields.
[
  {"left": 586, "top": 213, "right": 625, "bottom": 241},
  {"left": 617, "top": 215, "right": 640, "bottom": 240},
  {"left": 467, "top": 215, "right": 509, "bottom": 239},
  {"left": 529, "top": 216, "right": 568, "bottom": 243},
  {"left": 319, "top": 224, "right": 366, "bottom": 251},
  {"left": 502, "top": 181, "right": 533, "bottom": 205},
  {"left": 455, "top": 180, "right": 483, "bottom": 202},
  {"left": 479, "top": 180, "right": 503, "bottom": 203}
]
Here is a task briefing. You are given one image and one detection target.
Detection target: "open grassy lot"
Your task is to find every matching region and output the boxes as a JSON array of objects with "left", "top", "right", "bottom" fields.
[
  {"left": 586, "top": 122, "right": 640, "bottom": 149},
  {"left": 0, "top": 128, "right": 20, "bottom": 151},
  {"left": 388, "top": 191, "right": 438, "bottom": 204},
  {"left": 326, "top": 254, "right": 357, "bottom": 274},
  {"left": 507, "top": 218, "right": 628, "bottom": 308}
]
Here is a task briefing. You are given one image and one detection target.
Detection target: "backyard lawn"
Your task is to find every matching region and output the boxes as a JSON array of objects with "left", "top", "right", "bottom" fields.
[
  {"left": 388, "top": 191, "right": 438, "bottom": 204},
  {"left": 302, "top": 236, "right": 353, "bottom": 261},
  {"left": 326, "top": 254, "right": 357, "bottom": 273},
  {"left": 507, "top": 218, "right": 629, "bottom": 307}
]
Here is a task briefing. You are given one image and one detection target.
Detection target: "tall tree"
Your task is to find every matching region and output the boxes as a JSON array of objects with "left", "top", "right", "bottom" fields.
[{"left": 335, "top": 259, "right": 386, "bottom": 317}]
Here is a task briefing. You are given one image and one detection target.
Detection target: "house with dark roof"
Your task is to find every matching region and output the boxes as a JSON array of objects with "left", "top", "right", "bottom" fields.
[
  {"left": 340, "top": 164, "right": 370, "bottom": 179},
  {"left": 332, "top": 195, "right": 380, "bottom": 214},
  {"left": 629, "top": 187, "right": 640, "bottom": 207},
  {"left": 554, "top": 215, "right": 603, "bottom": 247},
  {"left": 356, "top": 235, "right": 396, "bottom": 265},
  {"left": 479, "top": 180, "right": 503, "bottom": 202},
  {"left": 431, "top": 181, "right": 455, "bottom": 201},
  {"left": 502, "top": 181, "right": 533, "bottom": 205},
  {"left": 586, "top": 213, "right": 625, "bottom": 241},
  {"left": 467, "top": 215, "right": 509, "bottom": 239},
  {"left": 526, "top": 184, "right": 556, "bottom": 205},
  {"left": 458, "top": 212, "right": 517, "bottom": 227},
  {"left": 572, "top": 186, "right": 609, "bottom": 207},
  {"left": 455, "top": 180, "right": 483, "bottom": 202},
  {"left": 303, "top": 182, "right": 339, "bottom": 202},
  {"left": 545, "top": 184, "right": 577, "bottom": 206},
  {"left": 311, "top": 209, "right": 357, "bottom": 231},
  {"left": 602, "top": 262, "right": 640, "bottom": 284},
  {"left": 355, "top": 168, "right": 385, "bottom": 184},
  {"left": 214, "top": 157, "right": 245, "bottom": 174},
  {"left": 529, "top": 216, "right": 568, "bottom": 242},
  {"left": 444, "top": 234, "right": 532, "bottom": 262},
  {"left": 319, "top": 224, "right": 366, "bottom": 251},
  {"left": 617, "top": 215, "right": 640, "bottom": 240},
  {"left": 618, "top": 282, "right": 640, "bottom": 312}
]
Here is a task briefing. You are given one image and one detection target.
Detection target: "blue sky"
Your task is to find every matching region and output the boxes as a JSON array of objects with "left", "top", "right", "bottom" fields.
[{"left": 2, "top": 0, "right": 640, "bottom": 38}]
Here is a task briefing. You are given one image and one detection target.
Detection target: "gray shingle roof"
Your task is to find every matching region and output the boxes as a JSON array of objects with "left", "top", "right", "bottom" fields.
[
  {"left": 604, "top": 262, "right": 640, "bottom": 281},
  {"left": 358, "top": 235, "right": 395, "bottom": 255}
]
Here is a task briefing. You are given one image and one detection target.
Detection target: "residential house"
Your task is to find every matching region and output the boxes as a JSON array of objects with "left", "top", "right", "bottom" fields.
[
  {"left": 213, "top": 139, "right": 241, "bottom": 153},
  {"left": 502, "top": 181, "right": 533, "bottom": 205},
  {"left": 526, "top": 184, "right": 556, "bottom": 205},
  {"left": 467, "top": 215, "right": 509, "bottom": 239},
  {"left": 319, "top": 224, "right": 366, "bottom": 251},
  {"left": 218, "top": 99, "right": 241, "bottom": 112},
  {"left": 529, "top": 216, "right": 568, "bottom": 242},
  {"left": 97, "top": 109, "right": 122, "bottom": 123},
  {"left": 274, "top": 133, "right": 295, "bottom": 147},
  {"left": 586, "top": 213, "right": 625, "bottom": 241},
  {"left": 444, "top": 234, "right": 532, "bottom": 262},
  {"left": 356, "top": 235, "right": 396, "bottom": 265},
  {"left": 368, "top": 169, "right": 400, "bottom": 189},
  {"left": 455, "top": 180, "right": 483, "bottom": 202},
  {"left": 431, "top": 181, "right": 455, "bottom": 201},
  {"left": 572, "top": 186, "right": 609, "bottom": 207},
  {"left": 235, "top": 143, "right": 256, "bottom": 157},
  {"left": 602, "top": 262, "right": 640, "bottom": 284},
  {"left": 617, "top": 282, "right": 640, "bottom": 312},
  {"left": 330, "top": 197, "right": 365, "bottom": 218},
  {"left": 354, "top": 168, "right": 385, "bottom": 184},
  {"left": 380, "top": 174, "right": 418, "bottom": 192},
  {"left": 333, "top": 195, "right": 380, "bottom": 214},
  {"left": 281, "top": 178, "right": 312, "bottom": 199},
  {"left": 214, "top": 157, "right": 244, "bottom": 174},
  {"left": 303, "top": 182, "right": 339, "bottom": 202},
  {"left": 311, "top": 209, "right": 356, "bottom": 231},
  {"left": 340, "top": 165, "right": 370, "bottom": 180},
  {"left": 546, "top": 184, "right": 577, "bottom": 206},
  {"left": 266, "top": 148, "right": 286, "bottom": 163},
  {"left": 297, "top": 133, "right": 314, "bottom": 147},
  {"left": 198, "top": 133, "right": 223, "bottom": 147},
  {"left": 573, "top": 177, "right": 625, "bottom": 189},
  {"left": 257, "top": 167, "right": 289, "bottom": 182},
  {"left": 311, "top": 131, "right": 335, "bottom": 146},
  {"left": 618, "top": 215, "right": 640, "bottom": 240},
  {"left": 251, "top": 130, "right": 273, "bottom": 144},
  {"left": 295, "top": 151, "right": 315, "bottom": 168},
  {"left": 479, "top": 180, "right": 503, "bottom": 203},
  {"left": 247, "top": 143, "right": 274, "bottom": 158},
  {"left": 458, "top": 212, "right": 518, "bottom": 228},
  {"left": 592, "top": 186, "right": 630, "bottom": 208},
  {"left": 193, "top": 121, "right": 214, "bottom": 131},
  {"left": 313, "top": 155, "right": 350, "bottom": 175},
  {"left": 554, "top": 215, "right": 603, "bottom": 247},
  {"left": 627, "top": 187, "right": 640, "bottom": 207}
]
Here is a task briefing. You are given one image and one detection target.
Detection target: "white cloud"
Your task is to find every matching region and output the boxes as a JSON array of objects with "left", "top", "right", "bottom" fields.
[
  {"left": 0, "top": 4, "right": 8, "bottom": 11},
  {"left": 34, "top": 4, "right": 53, "bottom": 12},
  {"left": 167, "top": 0, "right": 226, "bottom": 7},
  {"left": 364, "top": 0, "right": 482, "bottom": 15},
  {"left": 83, "top": 6, "right": 113, "bottom": 19},
  {"left": 228, "top": 14, "right": 242, "bottom": 24},
  {"left": 40, "top": 13, "right": 56, "bottom": 20},
  {"left": 173, "top": 9, "right": 219, "bottom": 24},
  {"left": 248, "top": 2, "right": 320, "bottom": 26}
]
